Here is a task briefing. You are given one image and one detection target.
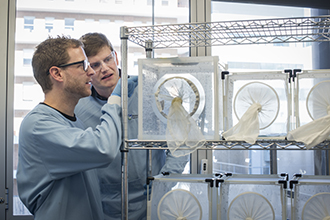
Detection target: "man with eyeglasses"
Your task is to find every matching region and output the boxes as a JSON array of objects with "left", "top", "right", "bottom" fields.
[
  {"left": 75, "top": 32, "right": 188, "bottom": 220},
  {"left": 16, "top": 36, "right": 137, "bottom": 220}
]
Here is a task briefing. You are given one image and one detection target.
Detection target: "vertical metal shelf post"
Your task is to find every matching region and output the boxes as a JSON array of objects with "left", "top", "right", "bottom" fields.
[
  {"left": 120, "top": 26, "right": 129, "bottom": 220},
  {"left": 144, "top": 39, "right": 154, "bottom": 207},
  {"left": 145, "top": 39, "right": 153, "bottom": 58}
]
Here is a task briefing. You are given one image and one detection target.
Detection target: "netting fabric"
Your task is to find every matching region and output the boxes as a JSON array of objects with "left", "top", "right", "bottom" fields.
[
  {"left": 166, "top": 97, "right": 206, "bottom": 157},
  {"left": 306, "top": 80, "right": 330, "bottom": 120},
  {"left": 287, "top": 115, "right": 330, "bottom": 149},
  {"left": 287, "top": 80, "right": 330, "bottom": 149},
  {"left": 223, "top": 103, "right": 261, "bottom": 144},
  {"left": 223, "top": 82, "right": 279, "bottom": 144}
]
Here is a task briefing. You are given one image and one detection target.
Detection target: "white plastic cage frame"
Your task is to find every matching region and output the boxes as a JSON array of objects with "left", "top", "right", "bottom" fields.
[
  {"left": 137, "top": 56, "right": 220, "bottom": 141},
  {"left": 289, "top": 174, "right": 330, "bottom": 220},
  {"left": 222, "top": 70, "right": 291, "bottom": 139},
  {"left": 219, "top": 173, "right": 288, "bottom": 220},
  {"left": 294, "top": 69, "right": 330, "bottom": 128},
  {"left": 147, "top": 174, "right": 221, "bottom": 220}
]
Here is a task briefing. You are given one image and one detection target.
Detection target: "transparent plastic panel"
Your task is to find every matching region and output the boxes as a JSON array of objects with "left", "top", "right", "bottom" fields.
[
  {"left": 295, "top": 69, "right": 330, "bottom": 127},
  {"left": 138, "top": 56, "right": 219, "bottom": 140},
  {"left": 277, "top": 150, "right": 314, "bottom": 178},
  {"left": 220, "top": 175, "right": 285, "bottom": 220},
  {"left": 224, "top": 71, "right": 289, "bottom": 138},
  {"left": 149, "top": 175, "right": 211, "bottom": 220},
  {"left": 292, "top": 176, "right": 330, "bottom": 220}
]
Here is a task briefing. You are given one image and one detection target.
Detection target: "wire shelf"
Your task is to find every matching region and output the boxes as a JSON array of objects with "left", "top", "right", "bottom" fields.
[
  {"left": 124, "top": 15, "right": 330, "bottom": 49},
  {"left": 126, "top": 140, "right": 330, "bottom": 150}
]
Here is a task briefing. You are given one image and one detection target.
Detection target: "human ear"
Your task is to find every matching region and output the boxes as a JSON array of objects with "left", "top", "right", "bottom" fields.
[{"left": 48, "top": 66, "right": 64, "bottom": 82}]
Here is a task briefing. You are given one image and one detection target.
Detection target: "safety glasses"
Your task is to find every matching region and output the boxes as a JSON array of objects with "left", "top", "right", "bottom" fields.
[
  {"left": 57, "top": 59, "right": 90, "bottom": 72},
  {"left": 90, "top": 51, "right": 116, "bottom": 73}
]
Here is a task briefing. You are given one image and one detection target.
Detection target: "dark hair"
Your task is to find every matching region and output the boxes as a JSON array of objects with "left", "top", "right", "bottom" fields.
[
  {"left": 32, "top": 35, "right": 83, "bottom": 93},
  {"left": 79, "top": 32, "right": 114, "bottom": 57}
]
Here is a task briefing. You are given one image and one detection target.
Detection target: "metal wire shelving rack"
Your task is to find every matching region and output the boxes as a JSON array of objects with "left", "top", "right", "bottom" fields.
[
  {"left": 124, "top": 15, "right": 330, "bottom": 49},
  {"left": 126, "top": 140, "right": 330, "bottom": 150},
  {"left": 121, "top": 15, "right": 330, "bottom": 151},
  {"left": 119, "top": 15, "right": 330, "bottom": 220}
]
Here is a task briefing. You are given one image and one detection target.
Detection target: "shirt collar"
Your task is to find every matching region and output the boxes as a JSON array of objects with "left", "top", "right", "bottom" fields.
[
  {"left": 41, "top": 102, "right": 77, "bottom": 121},
  {"left": 91, "top": 86, "right": 108, "bottom": 101}
]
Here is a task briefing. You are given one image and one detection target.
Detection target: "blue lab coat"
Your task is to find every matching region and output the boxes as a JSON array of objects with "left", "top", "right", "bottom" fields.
[
  {"left": 75, "top": 87, "right": 188, "bottom": 220},
  {"left": 17, "top": 102, "right": 122, "bottom": 220}
]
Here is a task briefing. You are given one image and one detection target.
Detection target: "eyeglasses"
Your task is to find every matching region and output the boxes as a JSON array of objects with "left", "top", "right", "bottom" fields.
[
  {"left": 57, "top": 59, "right": 90, "bottom": 72},
  {"left": 90, "top": 51, "right": 116, "bottom": 73}
]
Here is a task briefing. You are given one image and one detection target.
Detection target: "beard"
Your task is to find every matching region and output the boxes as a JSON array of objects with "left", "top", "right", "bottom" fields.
[{"left": 64, "top": 76, "right": 91, "bottom": 99}]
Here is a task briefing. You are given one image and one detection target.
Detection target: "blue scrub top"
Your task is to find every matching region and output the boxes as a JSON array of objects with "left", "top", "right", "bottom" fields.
[
  {"left": 17, "top": 102, "right": 122, "bottom": 220},
  {"left": 75, "top": 87, "right": 188, "bottom": 220}
]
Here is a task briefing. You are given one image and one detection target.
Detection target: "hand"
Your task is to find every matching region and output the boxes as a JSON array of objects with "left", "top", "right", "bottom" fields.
[{"left": 112, "top": 76, "right": 138, "bottom": 98}]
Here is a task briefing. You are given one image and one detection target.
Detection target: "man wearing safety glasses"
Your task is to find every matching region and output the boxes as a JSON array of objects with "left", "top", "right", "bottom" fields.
[
  {"left": 16, "top": 36, "right": 137, "bottom": 220},
  {"left": 57, "top": 57, "right": 90, "bottom": 71},
  {"left": 75, "top": 32, "right": 188, "bottom": 220}
]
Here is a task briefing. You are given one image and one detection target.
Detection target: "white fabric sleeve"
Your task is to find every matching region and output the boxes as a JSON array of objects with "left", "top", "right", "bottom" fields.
[
  {"left": 166, "top": 97, "right": 206, "bottom": 157},
  {"left": 287, "top": 114, "right": 330, "bottom": 149},
  {"left": 222, "top": 102, "right": 261, "bottom": 144}
]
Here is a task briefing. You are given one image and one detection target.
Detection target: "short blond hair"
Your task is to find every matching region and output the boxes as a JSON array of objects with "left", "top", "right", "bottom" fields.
[
  {"left": 32, "top": 36, "right": 83, "bottom": 93},
  {"left": 79, "top": 32, "right": 114, "bottom": 57}
]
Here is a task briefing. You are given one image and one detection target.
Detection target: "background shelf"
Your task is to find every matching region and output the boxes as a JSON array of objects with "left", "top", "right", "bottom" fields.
[
  {"left": 126, "top": 140, "right": 330, "bottom": 150},
  {"left": 124, "top": 15, "right": 330, "bottom": 49}
]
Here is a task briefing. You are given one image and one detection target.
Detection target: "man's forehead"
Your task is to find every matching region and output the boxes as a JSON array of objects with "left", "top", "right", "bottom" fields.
[
  {"left": 67, "top": 46, "right": 87, "bottom": 61},
  {"left": 88, "top": 46, "right": 111, "bottom": 61}
]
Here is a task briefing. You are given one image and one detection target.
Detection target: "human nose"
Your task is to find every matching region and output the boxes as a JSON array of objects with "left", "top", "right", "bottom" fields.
[
  {"left": 100, "top": 60, "right": 109, "bottom": 72},
  {"left": 86, "top": 64, "right": 95, "bottom": 76}
]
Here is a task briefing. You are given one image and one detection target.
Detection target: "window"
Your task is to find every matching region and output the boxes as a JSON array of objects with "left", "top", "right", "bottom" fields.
[
  {"left": 162, "top": 0, "right": 168, "bottom": 6},
  {"left": 99, "top": 19, "right": 110, "bottom": 24},
  {"left": 23, "top": 49, "right": 33, "bottom": 66},
  {"left": 64, "top": 18, "right": 75, "bottom": 31},
  {"left": 24, "top": 16, "right": 35, "bottom": 32},
  {"left": 114, "top": 20, "right": 124, "bottom": 24},
  {"left": 85, "top": 19, "right": 94, "bottom": 23},
  {"left": 133, "top": 21, "right": 142, "bottom": 25},
  {"left": 10, "top": 1, "right": 189, "bottom": 218},
  {"left": 178, "top": 0, "right": 188, "bottom": 7},
  {"left": 22, "top": 82, "right": 34, "bottom": 101},
  {"left": 45, "top": 17, "right": 54, "bottom": 33}
]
